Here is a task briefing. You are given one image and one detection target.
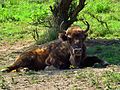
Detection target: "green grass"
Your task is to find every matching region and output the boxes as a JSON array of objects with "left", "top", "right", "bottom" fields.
[
  {"left": 0, "top": 22, "right": 32, "bottom": 44},
  {"left": 102, "top": 71, "right": 120, "bottom": 89},
  {"left": 87, "top": 44, "right": 120, "bottom": 65},
  {"left": 74, "top": 70, "right": 120, "bottom": 89},
  {"left": 76, "top": 0, "right": 120, "bottom": 39},
  {"left": 0, "top": 75, "right": 10, "bottom": 89}
]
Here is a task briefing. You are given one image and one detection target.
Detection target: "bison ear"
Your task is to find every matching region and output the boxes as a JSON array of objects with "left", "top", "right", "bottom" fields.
[{"left": 58, "top": 31, "right": 67, "bottom": 41}]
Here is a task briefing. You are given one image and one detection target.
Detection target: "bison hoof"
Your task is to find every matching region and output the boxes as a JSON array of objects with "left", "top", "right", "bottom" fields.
[
  {"left": 1, "top": 68, "right": 9, "bottom": 73},
  {"left": 93, "top": 61, "right": 110, "bottom": 68},
  {"left": 93, "top": 63, "right": 102, "bottom": 68},
  {"left": 102, "top": 61, "right": 110, "bottom": 67}
]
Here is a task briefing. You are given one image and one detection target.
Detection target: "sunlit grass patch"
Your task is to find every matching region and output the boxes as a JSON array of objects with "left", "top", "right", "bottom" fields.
[{"left": 101, "top": 71, "right": 120, "bottom": 89}]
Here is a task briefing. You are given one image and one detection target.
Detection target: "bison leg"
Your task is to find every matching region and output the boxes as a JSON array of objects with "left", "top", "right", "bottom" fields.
[
  {"left": 1, "top": 56, "right": 33, "bottom": 72},
  {"left": 45, "top": 55, "right": 70, "bottom": 70},
  {"left": 1, "top": 64, "right": 21, "bottom": 73},
  {"left": 79, "top": 56, "right": 109, "bottom": 68},
  {"left": 1, "top": 62, "right": 26, "bottom": 72}
]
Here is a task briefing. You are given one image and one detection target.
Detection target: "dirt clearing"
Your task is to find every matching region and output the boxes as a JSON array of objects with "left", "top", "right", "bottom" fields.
[{"left": 0, "top": 39, "right": 120, "bottom": 90}]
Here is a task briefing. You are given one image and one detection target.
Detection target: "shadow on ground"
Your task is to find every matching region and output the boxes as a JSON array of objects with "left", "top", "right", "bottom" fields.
[{"left": 85, "top": 39, "right": 120, "bottom": 65}]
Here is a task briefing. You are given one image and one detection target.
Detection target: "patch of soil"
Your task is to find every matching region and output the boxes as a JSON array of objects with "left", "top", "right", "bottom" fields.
[{"left": 0, "top": 39, "right": 120, "bottom": 90}]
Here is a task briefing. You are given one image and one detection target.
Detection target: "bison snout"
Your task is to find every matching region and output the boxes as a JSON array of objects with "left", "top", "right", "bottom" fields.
[{"left": 72, "top": 48, "right": 82, "bottom": 56}]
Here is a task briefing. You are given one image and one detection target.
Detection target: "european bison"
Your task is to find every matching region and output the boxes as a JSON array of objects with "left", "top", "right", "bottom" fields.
[
  {"left": 59, "top": 20, "right": 109, "bottom": 68},
  {"left": 1, "top": 20, "right": 109, "bottom": 72}
]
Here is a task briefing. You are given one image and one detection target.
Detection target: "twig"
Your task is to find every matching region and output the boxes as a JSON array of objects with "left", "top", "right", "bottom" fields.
[
  {"left": 85, "top": 11, "right": 110, "bottom": 31},
  {"left": 32, "top": 28, "right": 39, "bottom": 41}
]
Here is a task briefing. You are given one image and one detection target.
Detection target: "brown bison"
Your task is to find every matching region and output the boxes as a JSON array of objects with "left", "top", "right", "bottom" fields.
[
  {"left": 59, "top": 21, "right": 109, "bottom": 68},
  {"left": 1, "top": 20, "right": 109, "bottom": 72}
]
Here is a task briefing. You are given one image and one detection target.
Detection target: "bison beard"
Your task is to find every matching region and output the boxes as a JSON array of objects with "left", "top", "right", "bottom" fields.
[{"left": 1, "top": 20, "right": 109, "bottom": 72}]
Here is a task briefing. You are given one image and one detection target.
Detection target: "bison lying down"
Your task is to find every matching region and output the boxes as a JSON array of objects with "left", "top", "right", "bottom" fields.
[{"left": 1, "top": 20, "right": 109, "bottom": 72}]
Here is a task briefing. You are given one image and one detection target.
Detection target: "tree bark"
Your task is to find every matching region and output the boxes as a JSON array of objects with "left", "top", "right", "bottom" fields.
[{"left": 50, "top": 0, "right": 86, "bottom": 31}]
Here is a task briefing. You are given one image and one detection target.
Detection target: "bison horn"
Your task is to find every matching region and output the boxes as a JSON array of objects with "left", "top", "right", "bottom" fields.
[
  {"left": 60, "top": 21, "right": 65, "bottom": 31},
  {"left": 82, "top": 20, "right": 90, "bottom": 33}
]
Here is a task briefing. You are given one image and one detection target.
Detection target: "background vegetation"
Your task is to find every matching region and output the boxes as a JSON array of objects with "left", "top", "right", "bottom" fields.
[{"left": 0, "top": 0, "right": 120, "bottom": 45}]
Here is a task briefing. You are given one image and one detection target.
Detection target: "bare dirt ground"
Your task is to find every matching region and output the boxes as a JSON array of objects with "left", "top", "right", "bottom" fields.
[{"left": 0, "top": 39, "right": 120, "bottom": 90}]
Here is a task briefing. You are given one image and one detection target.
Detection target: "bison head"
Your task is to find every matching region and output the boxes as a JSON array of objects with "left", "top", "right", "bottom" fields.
[{"left": 59, "top": 20, "right": 90, "bottom": 68}]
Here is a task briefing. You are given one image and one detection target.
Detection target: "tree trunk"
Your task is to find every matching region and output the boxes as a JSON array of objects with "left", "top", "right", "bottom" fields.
[
  {"left": 1, "top": 0, "right": 5, "bottom": 8},
  {"left": 50, "top": 0, "right": 86, "bottom": 31}
]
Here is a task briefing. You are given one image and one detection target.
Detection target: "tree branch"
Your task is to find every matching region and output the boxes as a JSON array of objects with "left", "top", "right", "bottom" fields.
[
  {"left": 70, "top": 0, "right": 86, "bottom": 21},
  {"left": 85, "top": 11, "right": 110, "bottom": 31},
  {"left": 50, "top": 0, "right": 72, "bottom": 21},
  {"left": 59, "top": 0, "right": 72, "bottom": 20},
  {"left": 49, "top": 0, "right": 87, "bottom": 31},
  {"left": 49, "top": 5, "right": 58, "bottom": 17}
]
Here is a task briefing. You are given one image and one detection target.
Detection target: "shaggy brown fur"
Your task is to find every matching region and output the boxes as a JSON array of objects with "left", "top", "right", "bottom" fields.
[
  {"left": 1, "top": 40, "right": 71, "bottom": 72},
  {"left": 59, "top": 21, "right": 109, "bottom": 68}
]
